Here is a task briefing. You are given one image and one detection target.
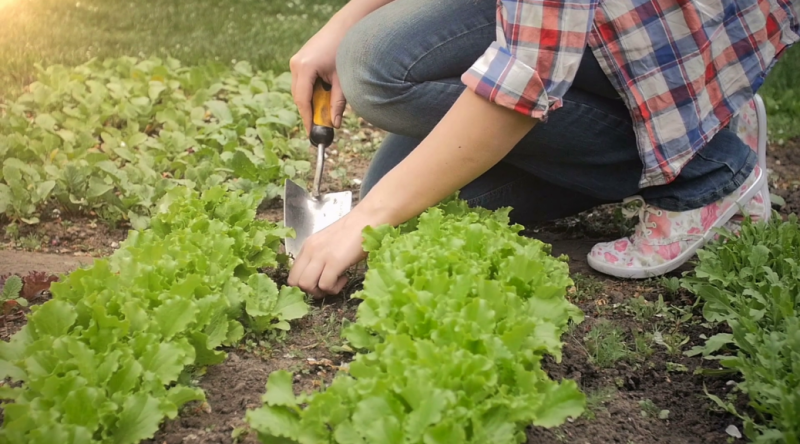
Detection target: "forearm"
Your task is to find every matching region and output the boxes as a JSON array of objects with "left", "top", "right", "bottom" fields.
[{"left": 355, "top": 89, "right": 537, "bottom": 227}]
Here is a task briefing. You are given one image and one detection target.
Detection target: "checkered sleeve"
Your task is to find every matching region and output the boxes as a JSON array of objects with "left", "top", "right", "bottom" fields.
[{"left": 462, "top": 0, "right": 599, "bottom": 120}]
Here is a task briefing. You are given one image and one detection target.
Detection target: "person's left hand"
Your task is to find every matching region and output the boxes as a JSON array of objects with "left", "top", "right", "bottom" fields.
[{"left": 286, "top": 210, "right": 372, "bottom": 298}]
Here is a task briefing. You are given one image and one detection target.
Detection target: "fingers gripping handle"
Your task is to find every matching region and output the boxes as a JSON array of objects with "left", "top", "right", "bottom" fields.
[
  {"left": 310, "top": 78, "right": 335, "bottom": 146},
  {"left": 310, "top": 79, "right": 334, "bottom": 198}
]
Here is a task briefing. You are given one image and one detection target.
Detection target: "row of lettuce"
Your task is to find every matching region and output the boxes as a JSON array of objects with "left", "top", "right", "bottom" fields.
[
  {"left": 244, "top": 200, "right": 587, "bottom": 443},
  {"left": 0, "top": 57, "right": 310, "bottom": 228},
  {"left": 0, "top": 185, "right": 310, "bottom": 443}
]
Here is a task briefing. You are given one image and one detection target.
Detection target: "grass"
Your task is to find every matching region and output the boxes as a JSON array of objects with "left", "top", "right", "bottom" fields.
[
  {"left": 0, "top": 0, "right": 797, "bottom": 141},
  {"left": 0, "top": 0, "right": 346, "bottom": 99},
  {"left": 760, "top": 47, "right": 800, "bottom": 142}
]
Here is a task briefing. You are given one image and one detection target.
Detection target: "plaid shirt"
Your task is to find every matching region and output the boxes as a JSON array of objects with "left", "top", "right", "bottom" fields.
[{"left": 462, "top": 0, "right": 799, "bottom": 188}]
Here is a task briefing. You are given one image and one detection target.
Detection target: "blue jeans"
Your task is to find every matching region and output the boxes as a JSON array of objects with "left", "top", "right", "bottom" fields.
[{"left": 336, "top": 0, "right": 757, "bottom": 224}]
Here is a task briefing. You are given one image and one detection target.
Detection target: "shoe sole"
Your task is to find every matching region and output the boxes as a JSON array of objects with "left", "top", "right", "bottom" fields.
[
  {"left": 753, "top": 94, "right": 771, "bottom": 223},
  {"left": 587, "top": 166, "right": 767, "bottom": 279}
]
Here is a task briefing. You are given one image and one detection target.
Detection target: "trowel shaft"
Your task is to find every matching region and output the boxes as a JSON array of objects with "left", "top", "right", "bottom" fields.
[{"left": 313, "top": 143, "right": 325, "bottom": 198}]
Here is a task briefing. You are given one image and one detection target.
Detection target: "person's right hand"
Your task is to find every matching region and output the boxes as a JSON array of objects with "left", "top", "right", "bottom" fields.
[{"left": 290, "top": 29, "right": 348, "bottom": 135}]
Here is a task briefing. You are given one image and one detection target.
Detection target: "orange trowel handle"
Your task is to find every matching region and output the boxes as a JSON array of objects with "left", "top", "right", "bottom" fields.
[{"left": 310, "top": 78, "right": 335, "bottom": 147}]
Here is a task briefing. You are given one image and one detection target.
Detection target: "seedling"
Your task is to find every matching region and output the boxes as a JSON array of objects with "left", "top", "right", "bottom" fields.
[
  {"left": 632, "top": 330, "right": 654, "bottom": 359},
  {"left": 659, "top": 276, "right": 682, "bottom": 295},
  {"left": 653, "top": 330, "right": 690, "bottom": 356},
  {"left": 19, "top": 234, "right": 42, "bottom": 251},
  {"left": 231, "top": 426, "right": 250, "bottom": 443},
  {"left": 584, "top": 319, "right": 631, "bottom": 368},
  {"left": 1, "top": 275, "right": 29, "bottom": 310}
]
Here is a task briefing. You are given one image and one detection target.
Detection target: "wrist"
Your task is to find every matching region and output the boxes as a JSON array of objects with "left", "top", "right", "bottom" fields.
[{"left": 349, "top": 192, "right": 402, "bottom": 230}]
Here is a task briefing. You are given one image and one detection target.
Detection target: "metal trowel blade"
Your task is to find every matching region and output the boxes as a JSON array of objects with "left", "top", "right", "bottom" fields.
[{"left": 283, "top": 179, "right": 353, "bottom": 259}]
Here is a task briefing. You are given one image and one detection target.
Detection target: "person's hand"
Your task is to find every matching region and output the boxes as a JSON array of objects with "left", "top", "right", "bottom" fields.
[
  {"left": 286, "top": 209, "right": 373, "bottom": 299},
  {"left": 290, "top": 28, "right": 348, "bottom": 135}
]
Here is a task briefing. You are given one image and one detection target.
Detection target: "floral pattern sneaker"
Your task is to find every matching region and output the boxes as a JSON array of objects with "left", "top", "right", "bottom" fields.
[{"left": 587, "top": 165, "right": 767, "bottom": 279}]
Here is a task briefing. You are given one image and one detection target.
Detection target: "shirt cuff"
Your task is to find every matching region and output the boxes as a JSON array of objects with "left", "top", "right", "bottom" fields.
[{"left": 461, "top": 41, "right": 562, "bottom": 120}]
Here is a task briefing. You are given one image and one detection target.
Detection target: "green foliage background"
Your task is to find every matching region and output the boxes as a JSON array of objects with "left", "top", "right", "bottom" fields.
[{"left": 1, "top": 0, "right": 796, "bottom": 139}]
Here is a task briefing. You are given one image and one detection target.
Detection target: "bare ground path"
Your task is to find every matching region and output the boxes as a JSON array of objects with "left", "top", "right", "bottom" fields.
[{"left": 0, "top": 250, "right": 95, "bottom": 276}]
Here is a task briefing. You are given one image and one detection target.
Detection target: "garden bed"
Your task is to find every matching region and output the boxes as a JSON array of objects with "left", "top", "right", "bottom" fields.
[{"left": 2, "top": 134, "right": 798, "bottom": 444}]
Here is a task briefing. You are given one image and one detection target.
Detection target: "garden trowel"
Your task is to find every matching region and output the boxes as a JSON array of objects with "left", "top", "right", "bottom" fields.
[{"left": 283, "top": 78, "right": 352, "bottom": 259}]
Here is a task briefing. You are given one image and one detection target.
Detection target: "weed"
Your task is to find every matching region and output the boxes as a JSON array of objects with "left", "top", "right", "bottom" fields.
[
  {"left": 569, "top": 273, "right": 605, "bottom": 302},
  {"left": 1, "top": 274, "right": 28, "bottom": 308},
  {"left": 240, "top": 338, "right": 273, "bottom": 359},
  {"left": 4, "top": 222, "right": 19, "bottom": 240},
  {"left": 329, "top": 166, "right": 351, "bottom": 188},
  {"left": 231, "top": 427, "right": 249, "bottom": 443},
  {"left": 625, "top": 294, "right": 668, "bottom": 322},
  {"left": 584, "top": 319, "right": 631, "bottom": 368},
  {"left": 666, "top": 362, "right": 689, "bottom": 373},
  {"left": 582, "top": 386, "right": 617, "bottom": 420},
  {"left": 653, "top": 330, "right": 690, "bottom": 356},
  {"left": 659, "top": 276, "right": 682, "bottom": 295},
  {"left": 632, "top": 330, "right": 654, "bottom": 359},
  {"left": 18, "top": 234, "right": 41, "bottom": 251},
  {"left": 96, "top": 207, "right": 122, "bottom": 230}
]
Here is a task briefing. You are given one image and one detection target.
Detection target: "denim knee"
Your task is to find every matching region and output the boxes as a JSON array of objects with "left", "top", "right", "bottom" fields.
[{"left": 336, "top": 16, "right": 411, "bottom": 128}]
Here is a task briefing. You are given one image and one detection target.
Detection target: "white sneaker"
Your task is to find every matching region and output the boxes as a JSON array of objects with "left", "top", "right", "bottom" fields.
[
  {"left": 726, "top": 94, "right": 771, "bottom": 228},
  {"left": 587, "top": 165, "right": 767, "bottom": 279}
]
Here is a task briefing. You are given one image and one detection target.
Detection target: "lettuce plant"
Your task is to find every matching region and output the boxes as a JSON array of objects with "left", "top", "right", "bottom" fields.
[
  {"left": 0, "top": 186, "right": 308, "bottom": 443},
  {"left": 246, "top": 199, "right": 585, "bottom": 444}
]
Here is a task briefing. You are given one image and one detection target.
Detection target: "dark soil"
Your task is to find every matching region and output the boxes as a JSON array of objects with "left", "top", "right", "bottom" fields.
[
  {"left": 527, "top": 284, "right": 742, "bottom": 444},
  {"left": 144, "top": 296, "right": 360, "bottom": 444},
  {"left": 767, "top": 138, "right": 800, "bottom": 216}
]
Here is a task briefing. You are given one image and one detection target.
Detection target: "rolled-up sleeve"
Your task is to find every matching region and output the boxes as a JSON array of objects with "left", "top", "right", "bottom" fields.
[{"left": 462, "top": 0, "right": 599, "bottom": 120}]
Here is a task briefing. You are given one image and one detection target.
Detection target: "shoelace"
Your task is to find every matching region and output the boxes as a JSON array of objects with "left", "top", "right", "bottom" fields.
[{"left": 620, "top": 196, "right": 663, "bottom": 237}]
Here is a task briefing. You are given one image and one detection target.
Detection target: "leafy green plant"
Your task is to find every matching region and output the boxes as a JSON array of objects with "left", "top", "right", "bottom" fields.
[
  {"left": 0, "top": 275, "right": 28, "bottom": 309},
  {"left": 0, "top": 186, "right": 309, "bottom": 443},
  {"left": 683, "top": 213, "right": 800, "bottom": 443},
  {"left": 0, "top": 56, "right": 311, "bottom": 226},
  {"left": 584, "top": 320, "right": 631, "bottom": 368},
  {"left": 653, "top": 330, "right": 690, "bottom": 356},
  {"left": 245, "top": 199, "right": 586, "bottom": 444},
  {"left": 659, "top": 276, "right": 682, "bottom": 295}
]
